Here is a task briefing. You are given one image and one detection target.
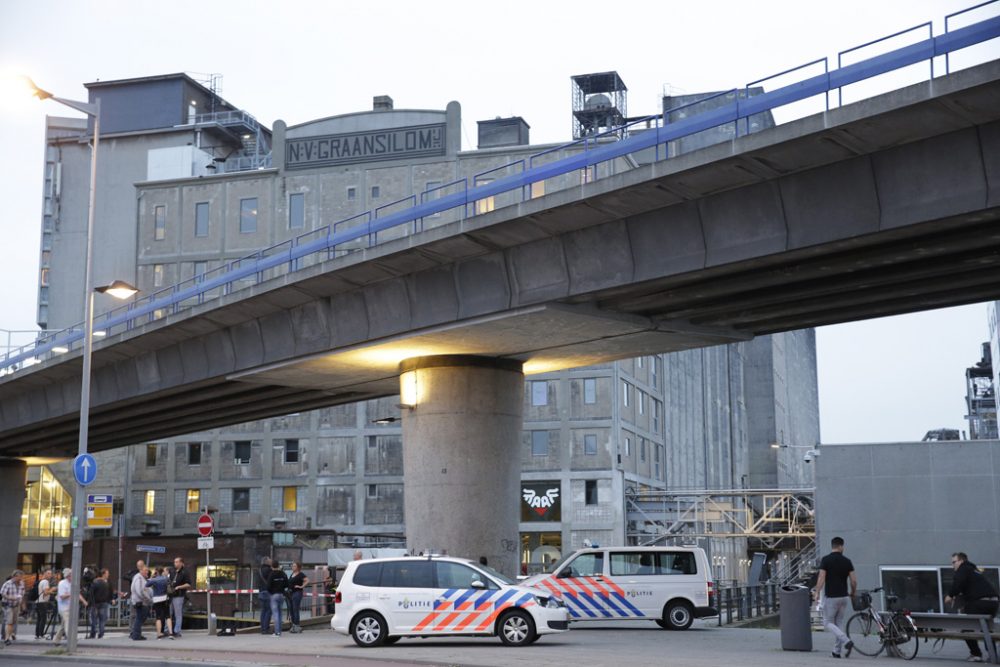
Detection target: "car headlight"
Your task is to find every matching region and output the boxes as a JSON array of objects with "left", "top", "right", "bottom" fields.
[{"left": 535, "top": 595, "right": 565, "bottom": 609}]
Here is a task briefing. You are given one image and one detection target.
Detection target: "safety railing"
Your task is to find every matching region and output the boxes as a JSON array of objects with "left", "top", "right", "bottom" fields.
[
  {"left": 2, "top": 2, "right": 998, "bottom": 377},
  {"left": 716, "top": 582, "right": 780, "bottom": 626}
]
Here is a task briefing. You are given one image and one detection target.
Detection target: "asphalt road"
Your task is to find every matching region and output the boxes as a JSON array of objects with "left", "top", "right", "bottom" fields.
[{"left": 0, "top": 618, "right": 983, "bottom": 666}]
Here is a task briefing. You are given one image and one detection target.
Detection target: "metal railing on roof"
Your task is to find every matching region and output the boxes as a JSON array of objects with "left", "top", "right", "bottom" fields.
[{"left": 2, "top": 2, "right": 999, "bottom": 376}]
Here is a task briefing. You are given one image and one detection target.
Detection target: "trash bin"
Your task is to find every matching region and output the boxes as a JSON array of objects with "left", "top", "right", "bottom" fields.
[{"left": 779, "top": 585, "right": 813, "bottom": 651}]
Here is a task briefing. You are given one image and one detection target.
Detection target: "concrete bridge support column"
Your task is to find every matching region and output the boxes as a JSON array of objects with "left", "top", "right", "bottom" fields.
[
  {"left": 400, "top": 355, "right": 523, "bottom": 577},
  {"left": 0, "top": 459, "right": 27, "bottom": 574}
]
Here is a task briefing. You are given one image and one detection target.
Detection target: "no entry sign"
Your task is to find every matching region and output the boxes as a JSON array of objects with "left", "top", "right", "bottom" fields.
[{"left": 198, "top": 513, "right": 214, "bottom": 537}]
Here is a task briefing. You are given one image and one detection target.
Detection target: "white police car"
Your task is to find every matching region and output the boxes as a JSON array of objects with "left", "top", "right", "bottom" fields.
[{"left": 331, "top": 555, "right": 569, "bottom": 646}]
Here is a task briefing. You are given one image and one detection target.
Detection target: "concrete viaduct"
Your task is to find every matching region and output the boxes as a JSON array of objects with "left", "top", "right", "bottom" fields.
[{"left": 2, "top": 60, "right": 999, "bottom": 571}]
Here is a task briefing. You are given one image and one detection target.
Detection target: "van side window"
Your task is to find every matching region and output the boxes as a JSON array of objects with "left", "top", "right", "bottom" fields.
[
  {"left": 563, "top": 552, "right": 603, "bottom": 578},
  {"left": 436, "top": 562, "right": 497, "bottom": 589},
  {"left": 353, "top": 563, "right": 382, "bottom": 587},
  {"left": 380, "top": 560, "right": 435, "bottom": 588},
  {"left": 610, "top": 552, "right": 657, "bottom": 576},
  {"left": 657, "top": 552, "right": 696, "bottom": 575}
]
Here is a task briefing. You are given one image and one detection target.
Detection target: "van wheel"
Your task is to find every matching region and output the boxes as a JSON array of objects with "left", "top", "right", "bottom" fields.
[
  {"left": 663, "top": 601, "right": 694, "bottom": 630},
  {"left": 498, "top": 609, "right": 536, "bottom": 646},
  {"left": 351, "top": 611, "right": 387, "bottom": 647}
]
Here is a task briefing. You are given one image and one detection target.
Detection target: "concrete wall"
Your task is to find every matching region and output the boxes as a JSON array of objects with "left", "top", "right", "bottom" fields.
[{"left": 815, "top": 440, "right": 1000, "bottom": 589}]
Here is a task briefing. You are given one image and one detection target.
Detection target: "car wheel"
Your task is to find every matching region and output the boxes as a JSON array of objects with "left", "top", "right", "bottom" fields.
[
  {"left": 351, "top": 611, "right": 387, "bottom": 647},
  {"left": 497, "top": 609, "right": 536, "bottom": 646},
  {"left": 663, "top": 600, "right": 694, "bottom": 630}
]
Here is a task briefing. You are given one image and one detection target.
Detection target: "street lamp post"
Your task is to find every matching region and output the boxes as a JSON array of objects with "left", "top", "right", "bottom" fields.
[{"left": 27, "top": 78, "right": 138, "bottom": 653}]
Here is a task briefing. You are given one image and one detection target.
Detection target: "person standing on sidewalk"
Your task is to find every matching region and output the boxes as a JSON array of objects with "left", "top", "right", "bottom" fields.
[
  {"left": 88, "top": 569, "right": 113, "bottom": 639},
  {"left": 945, "top": 552, "right": 999, "bottom": 663},
  {"left": 1, "top": 569, "right": 25, "bottom": 645},
  {"left": 268, "top": 562, "right": 289, "bottom": 636},
  {"left": 145, "top": 566, "right": 174, "bottom": 639},
  {"left": 287, "top": 562, "right": 309, "bottom": 633},
  {"left": 812, "top": 536, "right": 857, "bottom": 659},
  {"left": 169, "top": 557, "right": 192, "bottom": 638},
  {"left": 34, "top": 570, "right": 52, "bottom": 640},
  {"left": 258, "top": 557, "right": 273, "bottom": 634},
  {"left": 129, "top": 564, "right": 151, "bottom": 641},
  {"left": 53, "top": 569, "right": 87, "bottom": 646}
]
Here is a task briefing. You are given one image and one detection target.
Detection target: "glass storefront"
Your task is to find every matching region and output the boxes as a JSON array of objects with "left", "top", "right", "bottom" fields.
[
  {"left": 20, "top": 466, "right": 71, "bottom": 539},
  {"left": 521, "top": 532, "right": 562, "bottom": 576}
]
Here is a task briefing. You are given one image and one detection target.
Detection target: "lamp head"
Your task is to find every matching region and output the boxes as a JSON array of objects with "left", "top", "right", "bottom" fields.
[{"left": 95, "top": 280, "right": 139, "bottom": 300}]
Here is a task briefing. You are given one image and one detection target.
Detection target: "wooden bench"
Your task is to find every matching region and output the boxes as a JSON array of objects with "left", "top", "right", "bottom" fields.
[{"left": 910, "top": 612, "right": 998, "bottom": 664}]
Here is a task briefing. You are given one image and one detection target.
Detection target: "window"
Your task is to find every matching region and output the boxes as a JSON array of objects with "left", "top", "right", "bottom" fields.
[
  {"left": 380, "top": 560, "right": 434, "bottom": 588},
  {"left": 651, "top": 356, "right": 659, "bottom": 384},
  {"left": 623, "top": 381, "right": 631, "bottom": 406},
  {"left": 40, "top": 268, "right": 49, "bottom": 286},
  {"left": 637, "top": 356, "right": 643, "bottom": 368},
  {"left": 585, "top": 480, "right": 598, "bottom": 505},
  {"left": 188, "top": 443, "right": 202, "bottom": 466},
  {"left": 239, "top": 197, "right": 258, "bottom": 234},
  {"left": 610, "top": 551, "right": 695, "bottom": 575},
  {"left": 154, "top": 205, "right": 165, "bottom": 240},
  {"left": 652, "top": 399, "right": 661, "bottom": 433},
  {"left": 530, "top": 180, "right": 545, "bottom": 199},
  {"left": 353, "top": 563, "right": 380, "bottom": 587},
  {"left": 39, "top": 286, "right": 48, "bottom": 303},
  {"left": 284, "top": 439, "right": 299, "bottom": 464},
  {"left": 370, "top": 185, "right": 380, "bottom": 199},
  {"left": 282, "top": 486, "right": 297, "bottom": 512},
  {"left": 624, "top": 437, "right": 632, "bottom": 457},
  {"left": 584, "top": 378, "right": 597, "bottom": 404},
  {"left": 195, "top": 202, "right": 209, "bottom": 237},
  {"left": 234, "top": 441, "right": 251, "bottom": 465},
  {"left": 638, "top": 391, "right": 645, "bottom": 415},
  {"left": 288, "top": 193, "right": 304, "bottom": 229},
  {"left": 367, "top": 484, "right": 378, "bottom": 499},
  {"left": 565, "top": 552, "right": 603, "bottom": 577},
  {"left": 232, "top": 488, "right": 250, "bottom": 512},
  {"left": 145, "top": 444, "right": 157, "bottom": 467},
  {"left": 144, "top": 490, "right": 155, "bottom": 515},
  {"left": 531, "top": 381, "right": 548, "bottom": 406},
  {"left": 474, "top": 178, "right": 495, "bottom": 215},
  {"left": 656, "top": 445, "right": 663, "bottom": 479},
  {"left": 194, "top": 261, "right": 207, "bottom": 278},
  {"left": 436, "top": 561, "right": 496, "bottom": 589},
  {"left": 347, "top": 187, "right": 356, "bottom": 201},
  {"left": 186, "top": 489, "right": 200, "bottom": 514},
  {"left": 584, "top": 434, "right": 597, "bottom": 456},
  {"left": 153, "top": 264, "right": 164, "bottom": 288},
  {"left": 640, "top": 438, "right": 647, "bottom": 462},
  {"left": 531, "top": 431, "right": 549, "bottom": 457}
]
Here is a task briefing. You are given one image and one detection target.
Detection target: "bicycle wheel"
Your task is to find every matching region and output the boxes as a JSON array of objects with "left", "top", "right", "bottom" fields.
[
  {"left": 846, "top": 612, "right": 884, "bottom": 657},
  {"left": 890, "top": 618, "right": 919, "bottom": 660}
]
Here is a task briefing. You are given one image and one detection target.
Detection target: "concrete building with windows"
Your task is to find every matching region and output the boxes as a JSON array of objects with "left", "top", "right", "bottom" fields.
[{"left": 31, "top": 73, "right": 818, "bottom": 581}]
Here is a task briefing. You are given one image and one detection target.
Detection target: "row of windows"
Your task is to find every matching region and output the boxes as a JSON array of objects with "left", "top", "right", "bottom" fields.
[
  {"left": 144, "top": 482, "right": 395, "bottom": 515},
  {"left": 146, "top": 440, "right": 299, "bottom": 467},
  {"left": 150, "top": 182, "right": 430, "bottom": 243}
]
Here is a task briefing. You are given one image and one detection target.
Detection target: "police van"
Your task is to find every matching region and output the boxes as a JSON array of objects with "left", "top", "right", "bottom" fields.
[
  {"left": 522, "top": 546, "right": 716, "bottom": 629},
  {"left": 331, "top": 555, "right": 570, "bottom": 647}
]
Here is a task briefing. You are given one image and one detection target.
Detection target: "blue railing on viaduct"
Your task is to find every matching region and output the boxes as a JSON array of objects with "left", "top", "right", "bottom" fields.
[{"left": 3, "top": 1, "right": 999, "bottom": 375}]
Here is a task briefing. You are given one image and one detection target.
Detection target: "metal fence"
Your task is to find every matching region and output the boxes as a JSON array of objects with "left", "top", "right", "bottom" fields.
[{"left": 716, "top": 583, "right": 780, "bottom": 626}]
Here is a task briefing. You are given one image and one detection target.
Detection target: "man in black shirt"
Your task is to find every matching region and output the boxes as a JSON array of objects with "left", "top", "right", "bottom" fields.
[
  {"left": 170, "top": 557, "right": 192, "bottom": 638},
  {"left": 813, "top": 536, "right": 857, "bottom": 658},
  {"left": 945, "top": 552, "right": 999, "bottom": 663}
]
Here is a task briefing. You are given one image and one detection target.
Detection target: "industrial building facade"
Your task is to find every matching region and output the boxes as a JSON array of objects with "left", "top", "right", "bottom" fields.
[{"left": 31, "top": 73, "right": 819, "bottom": 580}]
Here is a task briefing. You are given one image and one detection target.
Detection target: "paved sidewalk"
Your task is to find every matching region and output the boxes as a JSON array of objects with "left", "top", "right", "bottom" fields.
[{"left": 0, "top": 619, "right": 982, "bottom": 666}]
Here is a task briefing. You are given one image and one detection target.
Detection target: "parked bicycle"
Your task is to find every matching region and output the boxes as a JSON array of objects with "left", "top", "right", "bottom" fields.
[{"left": 845, "top": 587, "right": 919, "bottom": 660}]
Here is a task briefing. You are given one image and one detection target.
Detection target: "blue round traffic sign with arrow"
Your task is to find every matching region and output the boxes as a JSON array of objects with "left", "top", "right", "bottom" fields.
[{"left": 73, "top": 453, "right": 97, "bottom": 486}]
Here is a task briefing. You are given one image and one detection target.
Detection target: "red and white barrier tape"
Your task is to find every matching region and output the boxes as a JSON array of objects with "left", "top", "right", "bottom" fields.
[{"left": 187, "top": 589, "right": 335, "bottom": 597}]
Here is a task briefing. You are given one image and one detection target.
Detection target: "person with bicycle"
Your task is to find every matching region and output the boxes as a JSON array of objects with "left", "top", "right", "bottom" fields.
[
  {"left": 813, "top": 536, "right": 858, "bottom": 659},
  {"left": 944, "top": 552, "right": 999, "bottom": 663}
]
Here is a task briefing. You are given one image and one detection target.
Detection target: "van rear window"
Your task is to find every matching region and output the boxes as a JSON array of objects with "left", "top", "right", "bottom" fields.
[{"left": 353, "top": 563, "right": 382, "bottom": 587}]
